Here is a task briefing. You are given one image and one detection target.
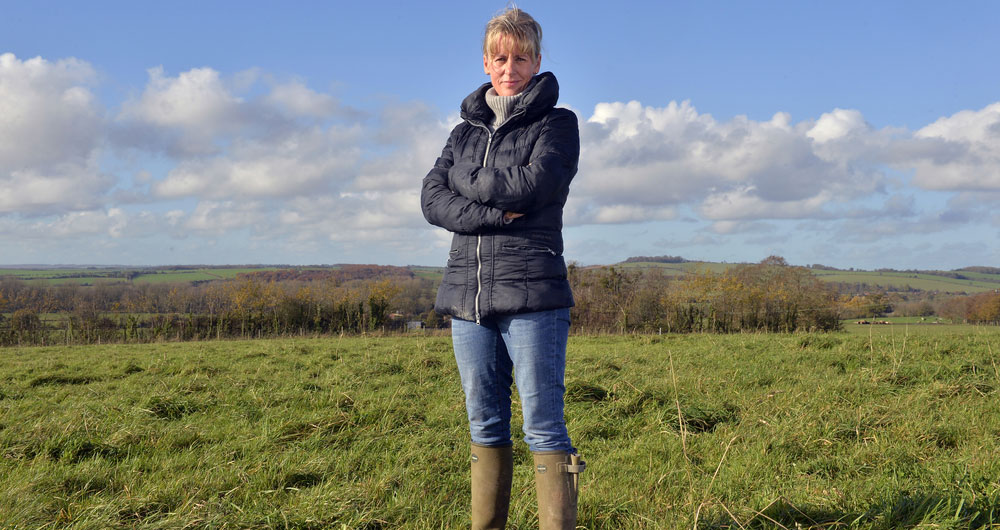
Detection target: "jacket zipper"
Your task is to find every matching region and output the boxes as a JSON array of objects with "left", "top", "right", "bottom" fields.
[
  {"left": 470, "top": 107, "right": 523, "bottom": 325},
  {"left": 475, "top": 129, "right": 495, "bottom": 325}
]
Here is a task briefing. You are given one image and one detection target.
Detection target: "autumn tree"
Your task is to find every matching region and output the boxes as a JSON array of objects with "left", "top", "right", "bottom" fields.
[
  {"left": 366, "top": 279, "right": 401, "bottom": 331},
  {"left": 967, "top": 292, "right": 1000, "bottom": 324}
]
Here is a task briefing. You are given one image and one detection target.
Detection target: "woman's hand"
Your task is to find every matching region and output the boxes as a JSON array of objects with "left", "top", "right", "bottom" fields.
[{"left": 503, "top": 211, "right": 524, "bottom": 223}]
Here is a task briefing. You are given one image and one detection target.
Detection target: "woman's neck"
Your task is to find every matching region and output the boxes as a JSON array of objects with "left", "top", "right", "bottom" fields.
[{"left": 485, "top": 87, "right": 528, "bottom": 129}]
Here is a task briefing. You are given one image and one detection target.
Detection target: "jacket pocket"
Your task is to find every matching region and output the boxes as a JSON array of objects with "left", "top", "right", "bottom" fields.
[
  {"left": 500, "top": 244, "right": 557, "bottom": 256},
  {"left": 495, "top": 245, "right": 565, "bottom": 283},
  {"left": 442, "top": 249, "right": 465, "bottom": 285}
]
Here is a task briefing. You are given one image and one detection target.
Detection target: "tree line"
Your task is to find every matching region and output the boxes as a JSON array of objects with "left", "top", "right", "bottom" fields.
[
  {"left": 3, "top": 258, "right": 999, "bottom": 346},
  {"left": 569, "top": 256, "right": 842, "bottom": 334},
  {"left": 0, "top": 267, "right": 422, "bottom": 346}
]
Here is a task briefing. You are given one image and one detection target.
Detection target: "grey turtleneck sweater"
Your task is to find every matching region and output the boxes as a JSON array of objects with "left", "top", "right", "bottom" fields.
[
  {"left": 484, "top": 89, "right": 524, "bottom": 130},
  {"left": 484, "top": 78, "right": 537, "bottom": 130}
]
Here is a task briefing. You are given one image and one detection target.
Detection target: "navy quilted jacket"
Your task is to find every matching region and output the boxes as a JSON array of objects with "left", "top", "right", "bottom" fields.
[{"left": 421, "top": 72, "right": 578, "bottom": 323}]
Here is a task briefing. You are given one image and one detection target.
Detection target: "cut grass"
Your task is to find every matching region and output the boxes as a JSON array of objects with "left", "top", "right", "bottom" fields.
[{"left": 1, "top": 330, "right": 999, "bottom": 528}]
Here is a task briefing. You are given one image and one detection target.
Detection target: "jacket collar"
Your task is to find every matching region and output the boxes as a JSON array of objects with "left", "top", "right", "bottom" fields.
[{"left": 460, "top": 71, "right": 559, "bottom": 127}]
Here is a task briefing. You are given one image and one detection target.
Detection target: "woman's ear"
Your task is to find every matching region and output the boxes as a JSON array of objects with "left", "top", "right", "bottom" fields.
[
  {"left": 483, "top": 54, "right": 490, "bottom": 75},
  {"left": 534, "top": 54, "right": 542, "bottom": 74}
]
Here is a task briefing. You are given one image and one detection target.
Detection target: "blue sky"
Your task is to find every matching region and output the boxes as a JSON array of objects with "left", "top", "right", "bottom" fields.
[{"left": 2, "top": 1, "right": 999, "bottom": 269}]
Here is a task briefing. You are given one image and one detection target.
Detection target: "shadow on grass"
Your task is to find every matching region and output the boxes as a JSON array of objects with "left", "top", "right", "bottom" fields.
[
  {"left": 700, "top": 492, "right": 1000, "bottom": 529},
  {"left": 29, "top": 374, "right": 102, "bottom": 387}
]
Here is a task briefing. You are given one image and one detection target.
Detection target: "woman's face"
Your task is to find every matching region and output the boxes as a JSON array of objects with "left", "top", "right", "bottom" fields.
[{"left": 483, "top": 37, "right": 540, "bottom": 97}]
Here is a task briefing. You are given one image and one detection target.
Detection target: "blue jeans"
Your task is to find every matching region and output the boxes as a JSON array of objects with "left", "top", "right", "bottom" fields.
[{"left": 451, "top": 308, "right": 574, "bottom": 453}]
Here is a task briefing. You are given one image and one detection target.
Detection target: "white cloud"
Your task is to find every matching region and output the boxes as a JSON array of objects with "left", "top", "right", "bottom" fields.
[
  {"left": 574, "top": 100, "right": 884, "bottom": 225},
  {"left": 115, "top": 66, "right": 248, "bottom": 156},
  {"left": 699, "top": 186, "right": 834, "bottom": 220},
  {"left": 47, "top": 209, "right": 128, "bottom": 238},
  {"left": 908, "top": 102, "right": 1000, "bottom": 190},
  {"left": 121, "top": 66, "right": 240, "bottom": 131},
  {"left": 0, "top": 159, "right": 113, "bottom": 215},
  {"left": 9, "top": 53, "right": 1000, "bottom": 266},
  {"left": 181, "top": 200, "right": 266, "bottom": 235},
  {"left": 281, "top": 189, "right": 424, "bottom": 239},
  {"left": 265, "top": 80, "right": 337, "bottom": 117},
  {"left": 115, "top": 67, "right": 365, "bottom": 159},
  {"left": 355, "top": 103, "right": 452, "bottom": 192},
  {"left": 0, "top": 53, "right": 111, "bottom": 215},
  {"left": 0, "top": 208, "right": 128, "bottom": 240},
  {"left": 0, "top": 53, "right": 100, "bottom": 170},
  {"left": 154, "top": 126, "right": 361, "bottom": 199},
  {"left": 917, "top": 102, "right": 1000, "bottom": 145},
  {"left": 708, "top": 220, "right": 776, "bottom": 235},
  {"left": 806, "top": 108, "right": 869, "bottom": 143},
  {"left": 114, "top": 67, "right": 449, "bottom": 250},
  {"left": 565, "top": 202, "right": 677, "bottom": 225}
]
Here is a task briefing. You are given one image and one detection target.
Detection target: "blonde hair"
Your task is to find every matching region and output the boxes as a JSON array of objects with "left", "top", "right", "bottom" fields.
[{"left": 483, "top": 6, "right": 542, "bottom": 60}]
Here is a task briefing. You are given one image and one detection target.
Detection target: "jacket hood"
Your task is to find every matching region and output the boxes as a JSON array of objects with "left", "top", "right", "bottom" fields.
[{"left": 460, "top": 71, "right": 560, "bottom": 125}]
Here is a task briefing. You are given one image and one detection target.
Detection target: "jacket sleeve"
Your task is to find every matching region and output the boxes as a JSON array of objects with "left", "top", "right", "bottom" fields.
[
  {"left": 447, "top": 109, "right": 579, "bottom": 213},
  {"left": 421, "top": 129, "right": 506, "bottom": 234}
]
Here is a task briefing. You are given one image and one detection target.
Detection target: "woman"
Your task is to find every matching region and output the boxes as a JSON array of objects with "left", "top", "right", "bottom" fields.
[{"left": 420, "top": 7, "right": 584, "bottom": 530}]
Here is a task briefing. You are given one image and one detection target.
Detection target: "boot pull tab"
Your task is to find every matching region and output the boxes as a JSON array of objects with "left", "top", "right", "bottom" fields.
[
  {"left": 561, "top": 453, "right": 585, "bottom": 493},
  {"left": 558, "top": 453, "right": 586, "bottom": 474}
]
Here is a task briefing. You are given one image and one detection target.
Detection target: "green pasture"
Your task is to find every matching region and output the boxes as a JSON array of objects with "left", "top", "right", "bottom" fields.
[
  {"left": 0, "top": 269, "right": 101, "bottom": 279},
  {"left": 841, "top": 316, "right": 957, "bottom": 326},
  {"left": 811, "top": 270, "right": 1000, "bottom": 293},
  {"left": 24, "top": 277, "right": 131, "bottom": 286},
  {"left": 614, "top": 261, "right": 732, "bottom": 276},
  {"left": 3, "top": 330, "right": 1000, "bottom": 528},
  {"left": 950, "top": 271, "right": 1000, "bottom": 282},
  {"left": 841, "top": 321, "right": 975, "bottom": 337},
  {"left": 0, "top": 267, "right": 278, "bottom": 286},
  {"left": 129, "top": 268, "right": 266, "bottom": 284},
  {"left": 0, "top": 269, "right": 130, "bottom": 286},
  {"left": 7, "top": 263, "right": 1000, "bottom": 295},
  {"left": 409, "top": 266, "right": 445, "bottom": 282},
  {"left": 612, "top": 262, "right": 1000, "bottom": 294}
]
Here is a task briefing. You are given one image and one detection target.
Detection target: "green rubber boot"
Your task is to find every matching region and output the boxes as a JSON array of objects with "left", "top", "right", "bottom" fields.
[
  {"left": 470, "top": 443, "right": 513, "bottom": 530},
  {"left": 533, "top": 451, "right": 585, "bottom": 530}
]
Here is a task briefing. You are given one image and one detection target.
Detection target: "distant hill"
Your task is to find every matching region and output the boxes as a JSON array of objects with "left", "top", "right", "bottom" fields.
[
  {"left": 614, "top": 257, "right": 1000, "bottom": 295},
  {"left": 960, "top": 266, "right": 1000, "bottom": 275},
  {"left": 621, "top": 255, "right": 688, "bottom": 264},
  {"left": 613, "top": 260, "right": 732, "bottom": 275},
  {"left": 808, "top": 269, "right": 1000, "bottom": 294},
  {"left": 3, "top": 260, "right": 999, "bottom": 295}
]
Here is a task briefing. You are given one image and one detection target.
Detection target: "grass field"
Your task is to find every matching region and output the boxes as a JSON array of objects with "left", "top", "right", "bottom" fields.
[
  {"left": 0, "top": 268, "right": 127, "bottom": 286},
  {"left": 614, "top": 261, "right": 733, "bottom": 276},
  {"left": 612, "top": 262, "right": 1000, "bottom": 295},
  {"left": 0, "top": 267, "right": 278, "bottom": 286},
  {"left": 129, "top": 269, "right": 266, "bottom": 284},
  {"left": 409, "top": 266, "right": 446, "bottom": 282},
  {"left": 6, "top": 263, "right": 1000, "bottom": 297},
  {"left": 2, "top": 329, "right": 1000, "bottom": 528},
  {"left": 839, "top": 317, "right": 964, "bottom": 333},
  {"left": 811, "top": 270, "right": 1000, "bottom": 294},
  {"left": 0, "top": 269, "right": 99, "bottom": 279}
]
